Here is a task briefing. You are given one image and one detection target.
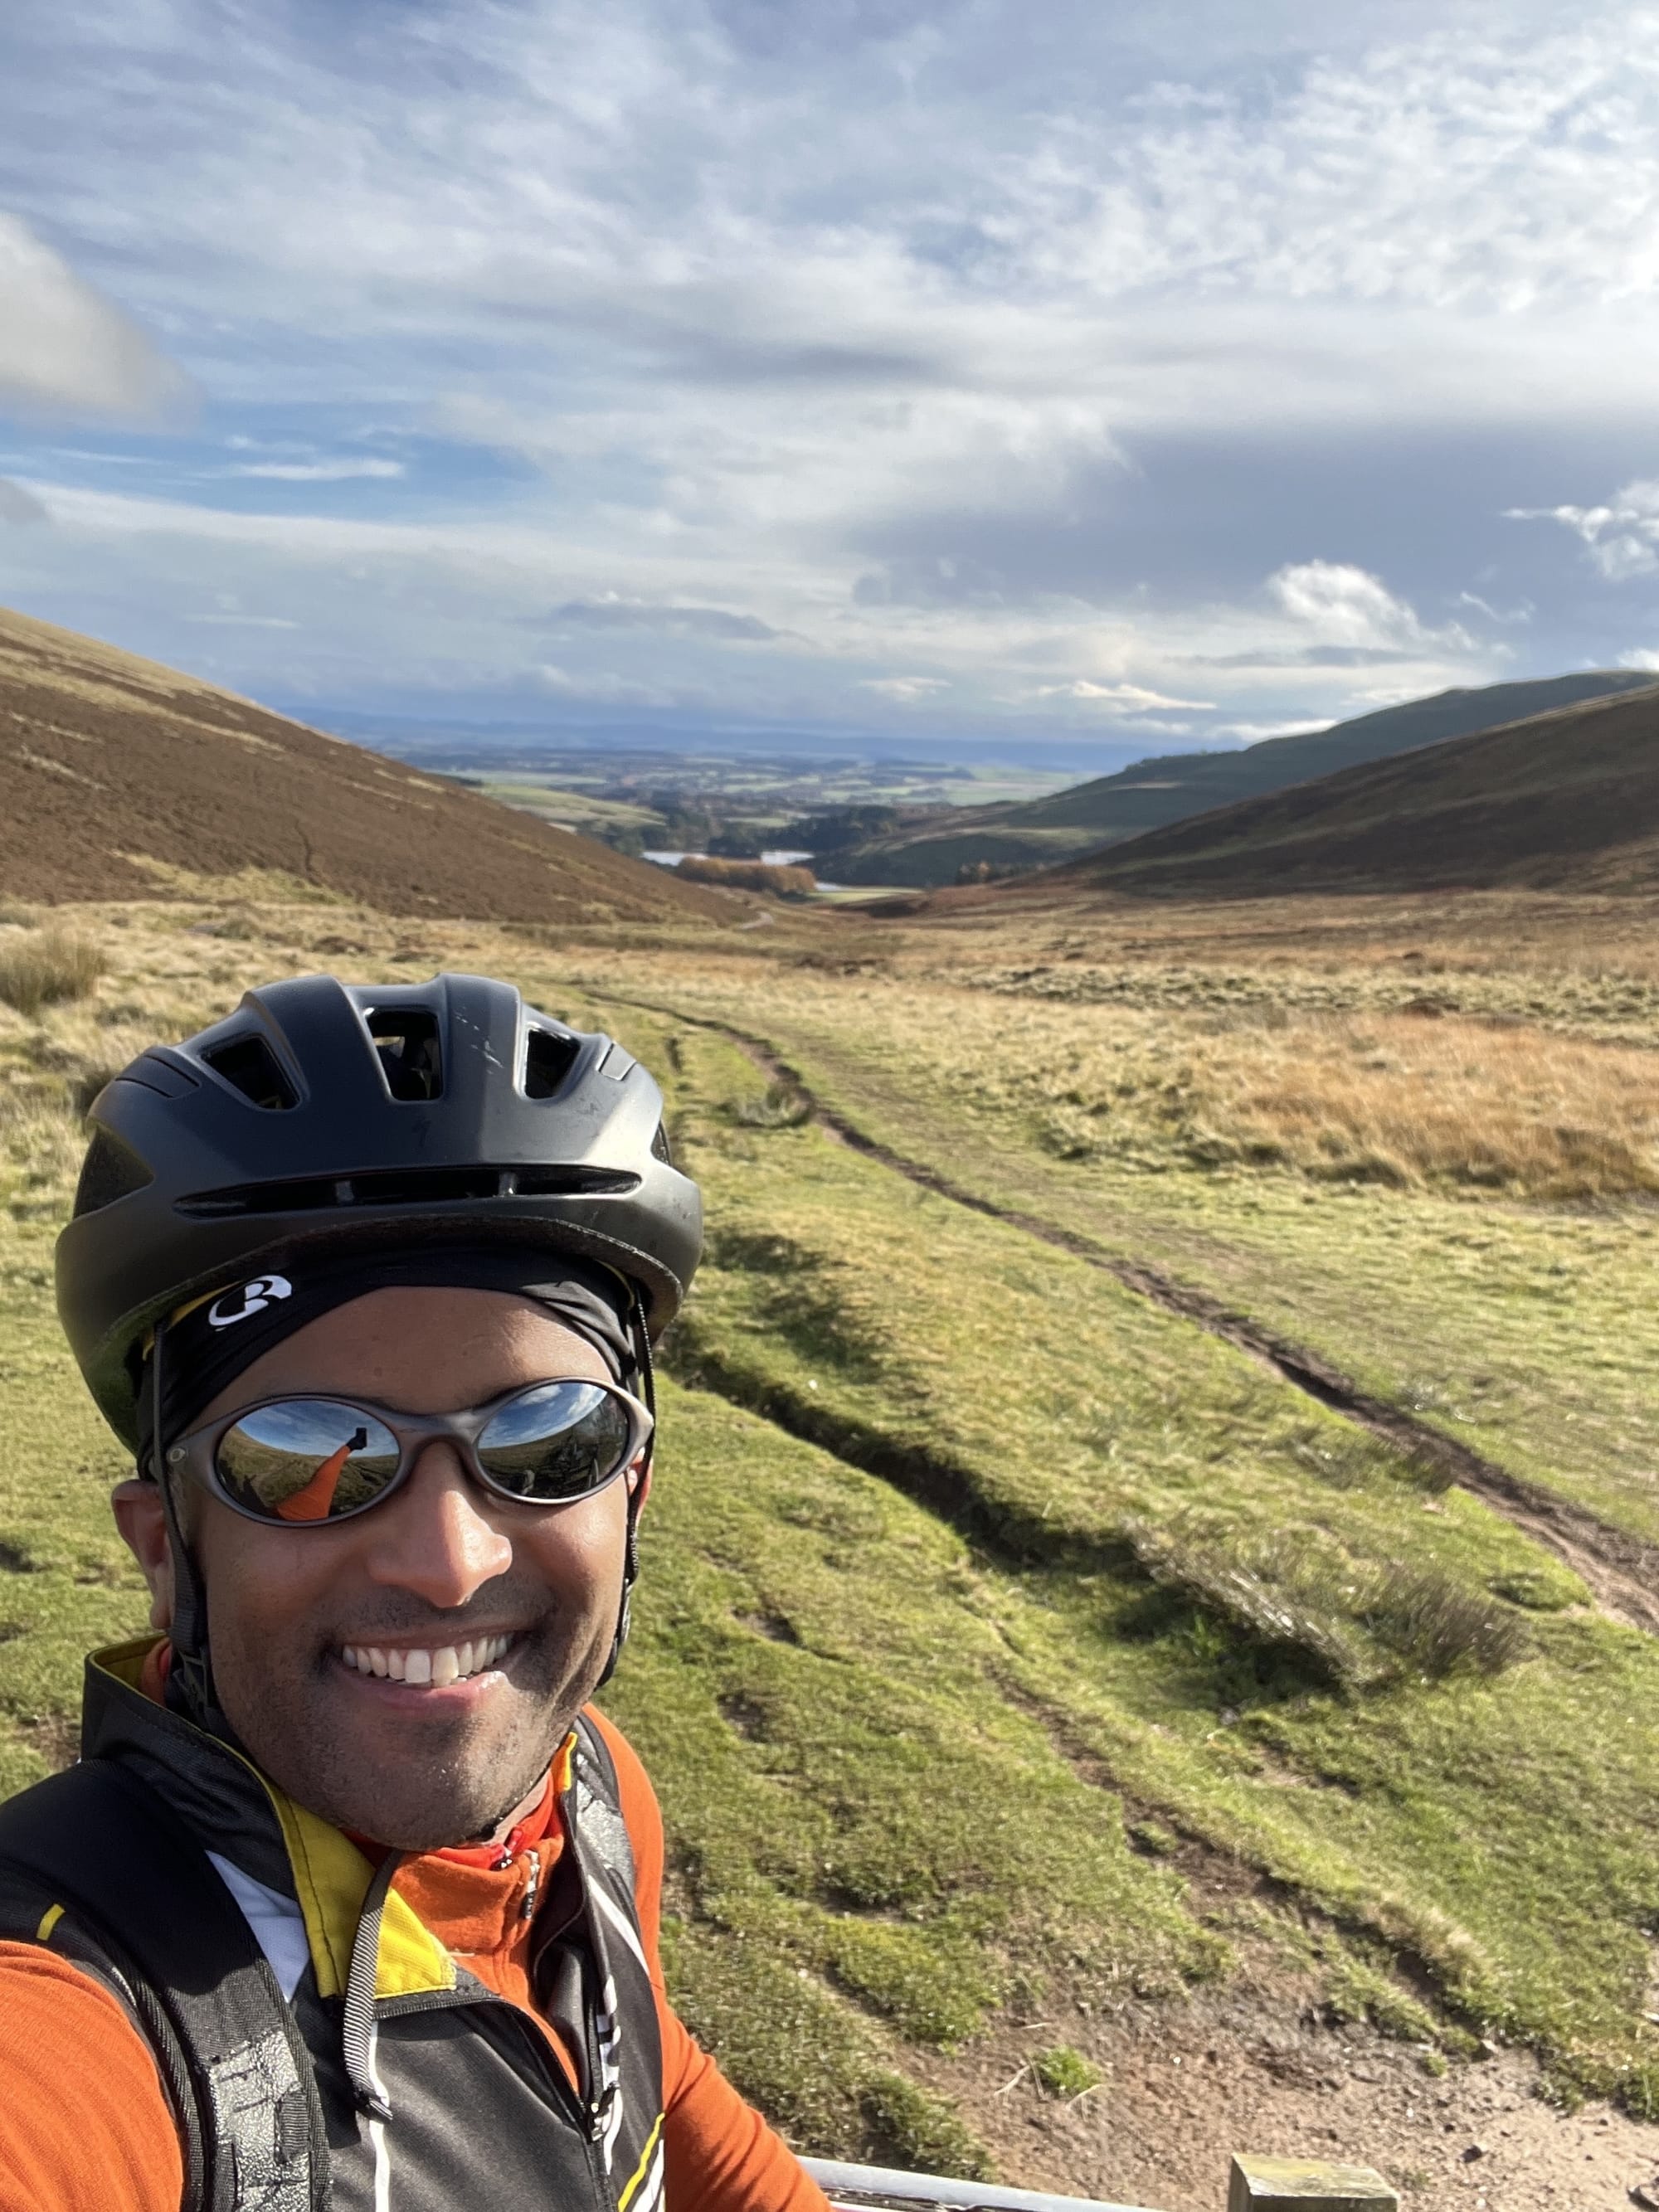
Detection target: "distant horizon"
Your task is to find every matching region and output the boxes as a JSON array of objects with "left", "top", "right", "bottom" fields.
[
  {"left": 306, "top": 701, "right": 1205, "bottom": 779},
  {"left": 287, "top": 661, "right": 1657, "bottom": 782}
]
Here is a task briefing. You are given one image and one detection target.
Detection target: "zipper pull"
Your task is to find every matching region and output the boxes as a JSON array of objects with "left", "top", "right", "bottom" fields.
[
  {"left": 589, "top": 2081, "right": 619, "bottom": 2142},
  {"left": 519, "top": 1848, "right": 540, "bottom": 1922}
]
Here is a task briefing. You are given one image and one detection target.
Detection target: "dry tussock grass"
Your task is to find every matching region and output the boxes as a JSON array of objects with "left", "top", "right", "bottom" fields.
[
  {"left": 1038, "top": 1006, "right": 1659, "bottom": 1197},
  {"left": 1124, "top": 1514, "right": 1530, "bottom": 1689},
  {"left": 948, "top": 887, "right": 1659, "bottom": 994},
  {"left": 1198, "top": 1012, "right": 1659, "bottom": 1196},
  {"left": 658, "top": 956, "right": 1659, "bottom": 1199},
  {"left": 0, "top": 926, "right": 107, "bottom": 1017},
  {"left": 0, "top": 906, "right": 297, "bottom": 1220}
]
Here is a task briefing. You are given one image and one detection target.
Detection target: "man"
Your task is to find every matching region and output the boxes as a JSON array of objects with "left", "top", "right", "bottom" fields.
[{"left": 0, "top": 972, "right": 833, "bottom": 2212}]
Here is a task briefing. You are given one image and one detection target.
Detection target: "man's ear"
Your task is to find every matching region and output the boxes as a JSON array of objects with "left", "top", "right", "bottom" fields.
[
  {"left": 627, "top": 1461, "right": 653, "bottom": 1520},
  {"left": 112, "top": 1479, "right": 177, "bottom": 1633}
]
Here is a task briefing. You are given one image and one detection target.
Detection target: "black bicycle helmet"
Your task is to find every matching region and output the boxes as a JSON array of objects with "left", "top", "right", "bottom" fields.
[{"left": 58, "top": 972, "right": 701, "bottom": 1452}]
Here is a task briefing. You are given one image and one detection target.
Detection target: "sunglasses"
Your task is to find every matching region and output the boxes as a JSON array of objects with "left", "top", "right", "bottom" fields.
[{"left": 163, "top": 1378, "right": 653, "bottom": 1529}]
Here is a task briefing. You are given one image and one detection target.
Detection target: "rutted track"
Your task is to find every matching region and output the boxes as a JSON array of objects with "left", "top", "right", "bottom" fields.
[{"left": 602, "top": 989, "right": 1659, "bottom": 1636}]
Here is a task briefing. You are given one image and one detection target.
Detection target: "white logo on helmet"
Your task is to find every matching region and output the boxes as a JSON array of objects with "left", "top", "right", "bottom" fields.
[{"left": 207, "top": 1275, "right": 294, "bottom": 1329}]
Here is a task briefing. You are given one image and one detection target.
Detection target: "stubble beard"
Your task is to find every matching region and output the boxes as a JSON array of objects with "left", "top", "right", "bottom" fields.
[{"left": 213, "top": 1616, "right": 615, "bottom": 1852}]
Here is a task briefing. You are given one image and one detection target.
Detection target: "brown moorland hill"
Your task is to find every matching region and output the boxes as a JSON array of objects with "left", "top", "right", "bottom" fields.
[
  {"left": 0, "top": 606, "right": 734, "bottom": 927},
  {"left": 1029, "top": 678, "right": 1659, "bottom": 901},
  {"left": 815, "top": 670, "right": 1656, "bottom": 886}
]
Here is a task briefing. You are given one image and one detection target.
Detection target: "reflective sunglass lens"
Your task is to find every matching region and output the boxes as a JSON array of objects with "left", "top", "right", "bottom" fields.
[
  {"left": 216, "top": 1401, "right": 401, "bottom": 1523},
  {"left": 476, "top": 1382, "right": 632, "bottom": 1501}
]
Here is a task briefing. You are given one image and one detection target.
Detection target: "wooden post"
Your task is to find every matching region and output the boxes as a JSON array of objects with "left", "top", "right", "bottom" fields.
[{"left": 1228, "top": 2155, "right": 1398, "bottom": 2212}]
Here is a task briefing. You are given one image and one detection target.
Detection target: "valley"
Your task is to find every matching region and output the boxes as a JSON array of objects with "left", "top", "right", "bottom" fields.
[{"left": 2, "top": 616, "right": 1659, "bottom": 2210}]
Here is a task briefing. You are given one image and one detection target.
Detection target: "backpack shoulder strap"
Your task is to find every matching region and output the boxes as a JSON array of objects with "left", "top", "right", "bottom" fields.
[
  {"left": 0, "top": 1760, "right": 328, "bottom": 2212},
  {"left": 572, "top": 1713, "right": 636, "bottom": 1897}
]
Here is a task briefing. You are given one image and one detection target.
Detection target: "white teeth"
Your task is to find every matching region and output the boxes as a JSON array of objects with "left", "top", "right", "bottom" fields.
[{"left": 343, "top": 1634, "right": 512, "bottom": 1683}]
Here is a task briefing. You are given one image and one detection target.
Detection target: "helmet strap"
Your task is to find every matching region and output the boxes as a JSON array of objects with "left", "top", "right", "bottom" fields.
[
  {"left": 595, "top": 1289, "right": 654, "bottom": 1689},
  {"left": 149, "top": 1320, "right": 221, "bottom": 1730}
]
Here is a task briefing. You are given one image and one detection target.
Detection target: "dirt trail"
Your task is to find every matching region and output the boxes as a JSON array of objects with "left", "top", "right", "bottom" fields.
[
  {"left": 975, "top": 1683, "right": 1659, "bottom": 2207},
  {"left": 919, "top": 1976, "right": 1659, "bottom": 2212},
  {"left": 606, "top": 989, "right": 1659, "bottom": 1636}
]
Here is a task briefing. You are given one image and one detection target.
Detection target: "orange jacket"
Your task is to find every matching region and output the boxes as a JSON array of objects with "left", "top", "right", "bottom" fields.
[{"left": 0, "top": 1694, "right": 829, "bottom": 2212}]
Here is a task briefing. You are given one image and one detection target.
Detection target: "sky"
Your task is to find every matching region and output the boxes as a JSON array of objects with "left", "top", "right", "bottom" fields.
[{"left": 4, "top": 1, "right": 1659, "bottom": 766}]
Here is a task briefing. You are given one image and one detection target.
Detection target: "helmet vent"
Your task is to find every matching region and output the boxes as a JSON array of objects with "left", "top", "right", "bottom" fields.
[
  {"left": 72, "top": 1129, "right": 153, "bottom": 1217},
  {"left": 202, "top": 1034, "right": 299, "bottom": 1111},
  {"left": 515, "top": 1165, "right": 640, "bottom": 1197},
  {"left": 523, "top": 1026, "right": 580, "bottom": 1100},
  {"left": 176, "top": 1163, "right": 640, "bottom": 1218},
  {"left": 366, "top": 1009, "right": 443, "bottom": 1102}
]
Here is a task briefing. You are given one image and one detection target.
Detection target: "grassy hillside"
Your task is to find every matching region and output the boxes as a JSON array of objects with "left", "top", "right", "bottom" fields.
[
  {"left": 0, "top": 606, "right": 732, "bottom": 930},
  {"left": 3, "top": 880, "right": 1658, "bottom": 2210},
  {"left": 1053, "top": 683, "right": 1659, "bottom": 898},
  {"left": 823, "top": 674, "right": 1657, "bottom": 886}
]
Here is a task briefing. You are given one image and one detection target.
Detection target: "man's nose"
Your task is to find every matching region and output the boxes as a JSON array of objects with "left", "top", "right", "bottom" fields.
[{"left": 360, "top": 1444, "right": 513, "bottom": 1607}]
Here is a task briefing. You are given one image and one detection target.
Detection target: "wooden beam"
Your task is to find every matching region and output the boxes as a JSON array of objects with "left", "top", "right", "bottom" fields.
[{"left": 1228, "top": 2155, "right": 1399, "bottom": 2211}]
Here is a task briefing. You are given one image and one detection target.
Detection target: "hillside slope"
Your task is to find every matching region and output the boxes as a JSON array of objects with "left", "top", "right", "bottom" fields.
[
  {"left": 0, "top": 607, "right": 732, "bottom": 927},
  {"left": 1044, "top": 681, "right": 1659, "bottom": 898},
  {"left": 825, "top": 673, "right": 1657, "bottom": 885}
]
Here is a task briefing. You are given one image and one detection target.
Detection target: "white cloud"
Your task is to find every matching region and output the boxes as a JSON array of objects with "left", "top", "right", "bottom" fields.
[
  {"left": 534, "top": 662, "right": 685, "bottom": 708},
  {"left": 1457, "top": 591, "right": 1532, "bottom": 626},
  {"left": 229, "top": 459, "right": 406, "bottom": 482},
  {"left": 857, "top": 675, "right": 952, "bottom": 702},
  {"left": 1340, "top": 683, "right": 1430, "bottom": 708},
  {"left": 1210, "top": 718, "right": 1331, "bottom": 741},
  {"left": 998, "top": 27, "right": 1659, "bottom": 321},
  {"left": 1507, "top": 479, "right": 1659, "bottom": 579},
  {"left": 1032, "top": 679, "right": 1214, "bottom": 710},
  {"left": 1617, "top": 648, "right": 1659, "bottom": 671},
  {"left": 1267, "top": 560, "right": 1472, "bottom": 654},
  {"left": 0, "top": 212, "right": 190, "bottom": 421}
]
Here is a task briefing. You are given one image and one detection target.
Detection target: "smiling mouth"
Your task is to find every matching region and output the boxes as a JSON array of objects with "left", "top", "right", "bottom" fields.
[{"left": 338, "top": 1633, "right": 514, "bottom": 1686}]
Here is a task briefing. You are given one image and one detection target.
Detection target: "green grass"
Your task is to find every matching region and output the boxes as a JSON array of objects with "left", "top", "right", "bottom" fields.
[
  {"left": 1030, "top": 2046, "right": 1103, "bottom": 2099},
  {"left": 604, "top": 1380, "right": 1220, "bottom": 2162},
  {"left": 0, "top": 1219, "right": 148, "bottom": 1797},
  {"left": 582, "top": 959, "right": 1659, "bottom": 1552}
]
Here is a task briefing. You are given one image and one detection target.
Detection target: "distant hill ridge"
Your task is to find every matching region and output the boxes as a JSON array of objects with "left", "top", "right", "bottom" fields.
[
  {"left": 0, "top": 607, "right": 731, "bottom": 927},
  {"left": 1028, "top": 679, "right": 1659, "bottom": 900},
  {"left": 824, "top": 672, "right": 1657, "bottom": 886}
]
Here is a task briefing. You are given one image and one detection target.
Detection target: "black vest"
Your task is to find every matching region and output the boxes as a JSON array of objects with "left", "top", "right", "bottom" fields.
[{"left": 0, "top": 1638, "right": 666, "bottom": 2212}]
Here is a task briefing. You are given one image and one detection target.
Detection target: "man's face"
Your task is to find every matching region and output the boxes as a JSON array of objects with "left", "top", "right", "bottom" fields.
[{"left": 116, "top": 1286, "right": 641, "bottom": 1850}]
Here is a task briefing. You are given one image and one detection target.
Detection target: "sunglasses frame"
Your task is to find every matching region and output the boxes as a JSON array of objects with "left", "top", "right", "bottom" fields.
[{"left": 164, "top": 1376, "right": 654, "bottom": 1529}]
